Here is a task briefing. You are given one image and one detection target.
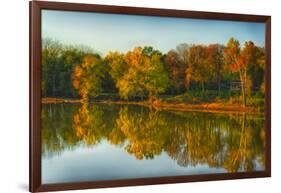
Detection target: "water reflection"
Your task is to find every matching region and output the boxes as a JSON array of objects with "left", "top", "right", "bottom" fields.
[{"left": 42, "top": 103, "right": 265, "bottom": 176}]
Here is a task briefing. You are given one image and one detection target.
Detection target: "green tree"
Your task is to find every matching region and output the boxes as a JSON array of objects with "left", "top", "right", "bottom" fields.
[
  {"left": 41, "top": 38, "right": 63, "bottom": 97},
  {"left": 142, "top": 46, "right": 162, "bottom": 57}
]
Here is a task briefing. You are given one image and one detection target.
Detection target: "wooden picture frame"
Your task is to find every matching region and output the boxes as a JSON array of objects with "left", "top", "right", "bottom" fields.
[{"left": 30, "top": 1, "right": 271, "bottom": 192}]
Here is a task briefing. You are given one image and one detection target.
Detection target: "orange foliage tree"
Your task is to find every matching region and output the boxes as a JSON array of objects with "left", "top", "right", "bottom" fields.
[
  {"left": 225, "top": 38, "right": 262, "bottom": 107},
  {"left": 224, "top": 38, "right": 247, "bottom": 106}
]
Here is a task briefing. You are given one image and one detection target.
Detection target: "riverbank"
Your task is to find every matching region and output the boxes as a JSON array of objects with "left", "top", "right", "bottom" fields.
[
  {"left": 101, "top": 100, "right": 260, "bottom": 114},
  {"left": 42, "top": 97, "right": 262, "bottom": 114},
  {"left": 42, "top": 98, "right": 82, "bottom": 104}
]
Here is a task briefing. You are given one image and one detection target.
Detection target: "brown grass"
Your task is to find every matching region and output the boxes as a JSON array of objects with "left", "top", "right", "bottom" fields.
[
  {"left": 41, "top": 97, "right": 261, "bottom": 114},
  {"left": 42, "top": 97, "right": 81, "bottom": 104}
]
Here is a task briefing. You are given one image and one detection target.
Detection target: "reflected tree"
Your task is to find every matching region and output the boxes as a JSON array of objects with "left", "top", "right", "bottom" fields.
[{"left": 42, "top": 103, "right": 265, "bottom": 172}]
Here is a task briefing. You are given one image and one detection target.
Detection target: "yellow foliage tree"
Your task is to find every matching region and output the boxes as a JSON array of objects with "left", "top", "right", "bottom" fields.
[
  {"left": 72, "top": 54, "right": 106, "bottom": 102},
  {"left": 115, "top": 47, "right": 169, "bottom": 100}
]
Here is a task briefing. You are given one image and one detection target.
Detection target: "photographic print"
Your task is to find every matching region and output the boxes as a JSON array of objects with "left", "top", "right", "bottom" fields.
[
  {"left": 41, "top": 9, "right": 266, "bottom": 183},
  {"left": 30, "top": 1, "right": 271, "bottom": 191}
]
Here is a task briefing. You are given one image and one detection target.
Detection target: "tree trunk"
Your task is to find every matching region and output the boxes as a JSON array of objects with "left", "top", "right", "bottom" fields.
[{"left": 239, "top": 71, "right": 246, "bottom": 107}]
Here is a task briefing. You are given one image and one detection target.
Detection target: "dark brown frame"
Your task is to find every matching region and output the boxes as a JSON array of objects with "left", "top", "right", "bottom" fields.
[{"left": 30, "top": 1, "right": 271, "bottom": 192}]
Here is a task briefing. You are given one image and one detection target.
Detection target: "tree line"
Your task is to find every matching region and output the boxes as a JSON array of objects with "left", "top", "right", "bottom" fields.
[{"left": 42, "top": 37, "right": 265, "bottom": 106}]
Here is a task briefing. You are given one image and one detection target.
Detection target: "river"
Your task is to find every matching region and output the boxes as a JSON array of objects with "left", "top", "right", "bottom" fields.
[{"left": 41, "top": 103, "right": 265, "bottom": 184}]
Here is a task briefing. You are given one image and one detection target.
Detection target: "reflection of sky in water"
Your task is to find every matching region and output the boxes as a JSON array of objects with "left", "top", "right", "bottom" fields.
[{"left": 42, "top": 140, "right": 226, "bottom": 184}]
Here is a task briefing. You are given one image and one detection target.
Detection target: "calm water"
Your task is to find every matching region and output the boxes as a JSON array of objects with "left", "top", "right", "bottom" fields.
[{"left": 41, "top": 103, "right": 265, "bottom": 184}]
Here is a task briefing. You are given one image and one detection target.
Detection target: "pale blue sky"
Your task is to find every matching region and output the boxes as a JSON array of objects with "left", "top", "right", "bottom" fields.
[{"left": 42, "top": 10, "right": 265, "bottom": 55}]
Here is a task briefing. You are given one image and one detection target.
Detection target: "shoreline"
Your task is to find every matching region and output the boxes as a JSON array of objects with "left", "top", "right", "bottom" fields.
[
  {"left": 41, "top": 97, "right": 262, "bottom": 114},
  {"left": 42, "top": 98, "right": 82, "bottom": 104},
  {"left": 99, "top": 100, "right": 261, "bottom": 114}
]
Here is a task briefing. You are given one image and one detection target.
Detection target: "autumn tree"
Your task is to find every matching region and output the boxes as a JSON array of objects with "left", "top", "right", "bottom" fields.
[
  {"left": 176, "top": 44, "right": 190, "bottom": 90},
  {"left": 206, "top": 44, "right": 225, "bottom": 93},
  {"left": 42, "top": 38, "right": 93, "bottom": 98},
  {"left": 225, "top": 38, "right": 264, "bottom": 106},
  {"left": 256, "top": 47, "right": 266, "bottom": 95},
  {"left": 104, "top": 51, "right": 128, "bottom": 84},
  {"left": 167, "top": 43, "right": 221, "bottom": 94},
  {"left": 224, "top": 38, "right": 248, "bottom": 106},
  {"left": 176, "top": 43, "right": 190, "bottom": 64},
  {"left": 242, "top": 42, "right": 265, "bottom": 95},
  {"left": 72, "top": 54, "right": 106, "bottom": 102},
  {"left": 60, "top": 46, "right": 93, "bottom": 97},
  {"left": 116, "top": 47, "right": 169, "bottom": 100},
  {"left": 186, "top": 45, "right": 209, "bottom": 93},
  {"left": 164, "top": 50, "right": 185, "bottom": 94}
]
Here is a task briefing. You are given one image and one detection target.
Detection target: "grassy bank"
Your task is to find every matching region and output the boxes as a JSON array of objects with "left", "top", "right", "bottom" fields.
[
  {"left": 42, "top": 98, "right": 82, "bottom": 104},
  {"left": 159, "top": 92, "right": 264, "bottom": 112},
  {"left": 98, "top": 100, "right": 260, "bottom": 114},
  {"left": 42, "top": 92, "right": 264, "bottom": 114}
]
